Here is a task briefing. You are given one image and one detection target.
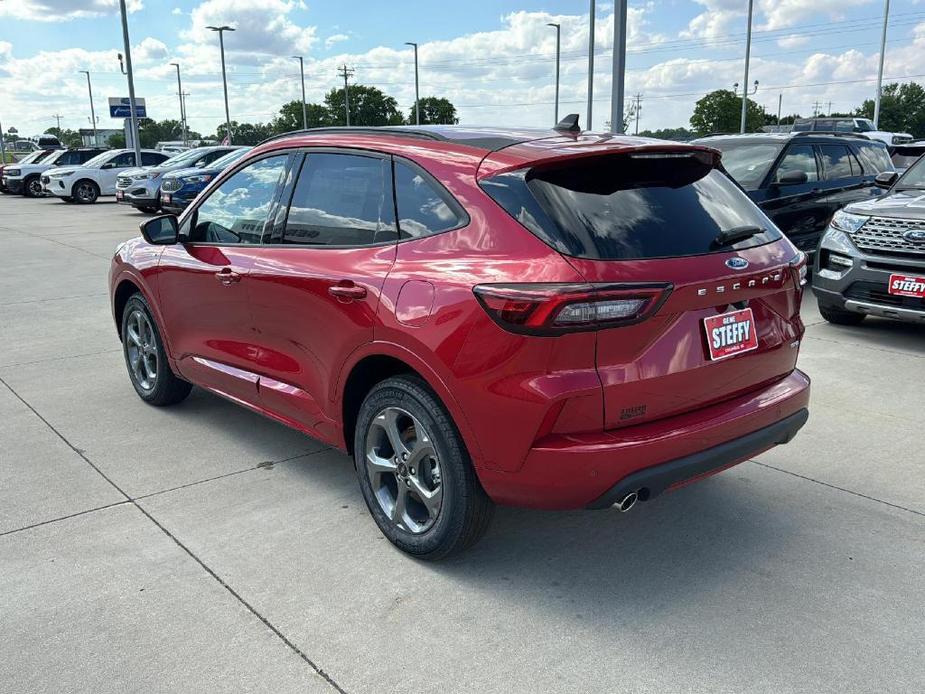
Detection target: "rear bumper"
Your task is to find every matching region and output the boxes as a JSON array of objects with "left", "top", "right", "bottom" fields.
[{"left": 477, "top": 369, "right": 810, "bottom": 509}]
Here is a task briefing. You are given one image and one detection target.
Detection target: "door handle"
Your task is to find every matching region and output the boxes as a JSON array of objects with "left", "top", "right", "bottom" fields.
[
  {"left": 215, "top": 268, "right": 242, "bottom": 285},
  {"left": 328, "top": 283, "right": 367, "bottom": 301}
]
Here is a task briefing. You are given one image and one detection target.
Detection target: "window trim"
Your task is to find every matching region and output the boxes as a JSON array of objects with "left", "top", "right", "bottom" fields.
[{"left": 178, "top": 150, "right": 294, "bottom": 247}]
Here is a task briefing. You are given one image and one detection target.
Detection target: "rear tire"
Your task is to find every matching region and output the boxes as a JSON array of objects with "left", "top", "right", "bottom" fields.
[
  {"left": 354, "top": 376, "right": 494, "bottom": 559},
  {"left": 73, "top": 179, "right": 99, "bottom": 204},
  {"left": 23, "top": 175, "right": 43, "bottom": 198},
  {"left": 121, "top": 293, "right": 191, "bottom": 406},
  {"left": 818, "top": 301, "right": 866, "bottom": 326},
  {"left": 60, "top": 196, "right": 74, "bottom": 203}
]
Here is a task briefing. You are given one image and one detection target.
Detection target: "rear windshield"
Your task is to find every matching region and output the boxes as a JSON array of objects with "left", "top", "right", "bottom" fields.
[
  {"left": 481, "top": 152, "right": 781, "bottom": 260},
  {"left": 703, "top": 140, "right": 783, "bottom": 190}
]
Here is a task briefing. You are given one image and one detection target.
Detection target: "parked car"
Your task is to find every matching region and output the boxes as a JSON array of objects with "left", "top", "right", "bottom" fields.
[
  {"left": 0, "top": 149, "right": 53, "bottom": 193},
  {"left": 159, "top": 146, "right": 252, "bottom": 214},
  {"left": 813, "top": 161, "right": 925, "bottom": 325},
  {"left": 115, "top": 145, "right": 242, "bottom": 213},
  {"left": 10, "top": 140, "right": 41, "bottom": 153},
  {"left": 695, "top": 132, "right": 894, "bottom": 253},
  {"left": 792, "top": 117, "right": 912, "bottom": 146},
  {"left": 42, "top": 149, "right": 169, "bottom": 204},
  {"left": 2, "top": 147, "right": 107, "bottom": 197},
  {"left": 31, "top": 133, "right": 64, "bottom": 150},
  {"left": 109, "top": 121, "right": 810, "bottom": 558},
  {"left": 888, "top": 141, "right": 925, "bottom": 173}
]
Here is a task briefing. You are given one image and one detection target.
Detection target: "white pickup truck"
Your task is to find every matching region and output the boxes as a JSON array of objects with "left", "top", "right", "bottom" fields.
[{"left": 792, "top": 117, "right": 913, "bottom": 147}]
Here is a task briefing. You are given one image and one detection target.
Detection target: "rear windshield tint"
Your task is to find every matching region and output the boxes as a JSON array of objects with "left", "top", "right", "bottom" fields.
[{"left": 481, "top": 152, "right": 781, "bottom": 260}]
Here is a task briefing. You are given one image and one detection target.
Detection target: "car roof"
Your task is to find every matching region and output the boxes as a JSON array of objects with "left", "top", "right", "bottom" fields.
[
  {"left": 694, "top": 132, "right": 883, "bottom": 145},
  {"left": 253, "top": 125, "right": 717, "bottom": 179}
]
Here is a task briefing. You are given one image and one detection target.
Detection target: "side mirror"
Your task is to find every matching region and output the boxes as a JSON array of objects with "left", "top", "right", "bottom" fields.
[
  {"left": 875, "top": 171, "right": 898, "bottom": 189},
  {"left": 140, "top": 214, "right": 179, "bottom": 245},
  {"left": 776, "top": 170, "right": 809, "bottom": 186},
  {"left": 101, "top": 162, "right": 116, "bottom": 170}
]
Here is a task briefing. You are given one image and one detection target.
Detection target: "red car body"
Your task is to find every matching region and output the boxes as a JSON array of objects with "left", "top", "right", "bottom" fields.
[{"left": 110, "top": 126, "right": 810, "bottom": 511}]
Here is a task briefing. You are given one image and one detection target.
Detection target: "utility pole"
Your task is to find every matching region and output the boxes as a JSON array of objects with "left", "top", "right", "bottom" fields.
[
  {"left": 586, "top": 0, "right": 595, "bottom": 130},
  {"left": 874, "top": 0, "right": 891, "bottom": 129},
  {"left": 405, "top": 43, "right": 420, "bottom": 125},
  {"left": 79, "top": 71, "right": 98, "bottom": 146},
  {"left": 52, "top": 114, "right": 63, "bottom": 130},
  {"left": 338, "top": 64, "right": 355, "bottom": 126},
  {"left": 827, "top": 101, "right": 832, "bottom": 116},
  {"left": 0, "top": 119, "right": 6, "bottom": 164},
  {"left": 812, "top": 100, "right": 823, "bottom": 117},
  {"left": 610, "top": 1, "right": 628, "bottom": 134},
  {"left": 292, "top": 55, "right": 307, "bottom": 130},
  {"left": 547, "top": 23, "right": 560, "bottom": 124},
  {"left": 207, "top": 25, "right": 235, "bottom": 144},
  {"left": 118, "top": 0, "right": 142, "bottom": 166},
  {"left": 170, "top": 63, "right": 188, "bottom": 146},
  {"left": 632, "top": 93, "right": 643, "bottom": 135},
  {"left": 777, "top": 93, "right": 782, "bottom": 124},
  {"left": 740, "top": 0, "right": 754, "bottom": 134}
]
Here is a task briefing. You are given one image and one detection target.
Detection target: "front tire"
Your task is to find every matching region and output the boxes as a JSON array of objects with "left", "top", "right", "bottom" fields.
[
  {"left": 73, "top": 179, "right": 99, "bottom": 204},
  {"left": 818, "top": 300, "right": 866, "bottom": 326},
  {"left": 354, "top": 376, "right": 494, "bottom": 559},
  {"left": 121, "top": 293, "right": 191, "bottom": 406},
  {"left": 23, "top": 176, "right": 43, "bottom": 198}
]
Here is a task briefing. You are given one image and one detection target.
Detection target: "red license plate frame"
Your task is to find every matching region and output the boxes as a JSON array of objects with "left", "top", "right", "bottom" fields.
[
  {"left": 703, "top": 308, "right": 759, "bottom": 361},
  {"left": 888, "top": 274, "right": 925, "bottom": 298}
]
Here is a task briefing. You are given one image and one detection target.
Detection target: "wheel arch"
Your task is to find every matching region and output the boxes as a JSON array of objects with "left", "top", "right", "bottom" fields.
[{"left": 111, "top": 271, "right": 173, "bottom": 356}]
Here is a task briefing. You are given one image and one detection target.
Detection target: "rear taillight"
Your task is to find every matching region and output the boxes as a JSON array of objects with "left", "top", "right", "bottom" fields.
[
  {"left": 473, "top": 283, "right": 671, "bottom": 335},
  {"left": 790, "top": 251, "right": 808, "bottom": 288}
]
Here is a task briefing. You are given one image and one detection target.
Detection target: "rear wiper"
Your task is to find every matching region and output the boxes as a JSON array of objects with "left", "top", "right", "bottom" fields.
[{"left": 712, "top": 225, "right": 764, "bottom": 248}]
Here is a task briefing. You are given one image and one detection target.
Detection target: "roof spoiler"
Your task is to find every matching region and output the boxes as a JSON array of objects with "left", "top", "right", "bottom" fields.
[{"left": 553, "top": 114, "right": 582, "bottom": 134}]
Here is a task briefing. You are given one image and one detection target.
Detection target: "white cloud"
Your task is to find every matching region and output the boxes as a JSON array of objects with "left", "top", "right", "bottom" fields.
[
  {"left": 758, "top": 0, "right": 875, "bottom": 31},
  {"left": 0, "top": 0, "right": 142, "bottom": 22},
  {"left": 777, "top": 35, "right": 810, "bottom": 49},
  {"left": 325, "top": 34, "right": 349, "bottom": 50},
  {"left": 133, "top": 37, "right": 169, "bottom": 63},
  {"left": 181, "top": 0, "right": 317, "bottom": 57},
  {"left": 172, "top": 7, "right": 184, "bottom": 16}
]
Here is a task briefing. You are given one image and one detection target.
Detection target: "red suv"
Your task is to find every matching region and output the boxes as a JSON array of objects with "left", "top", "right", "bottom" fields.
[{"left": 110, "top": 121, "right": 810, "bottom": 558}]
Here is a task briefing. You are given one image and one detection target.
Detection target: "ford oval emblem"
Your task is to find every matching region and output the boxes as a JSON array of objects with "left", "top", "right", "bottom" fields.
[
  {"left": 725, "top": 257, "right": 749, "bottom": 270},
  {"left": 903, "top": 229, "right": 925, "bottom": 243}
]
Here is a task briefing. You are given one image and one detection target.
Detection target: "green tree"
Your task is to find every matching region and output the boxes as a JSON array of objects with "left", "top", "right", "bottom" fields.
[
  {"left": 690, "top": 89, "right": 766, "bottom": 135},
  {"left": 216, "top": 121, "right": 275, "bottom": 145},
  {"left": 637, "top": 127, "right": 696, "bottom": 141},
  {"left": 407, "top": 96, "right": 458, "bottom": 125},
  {"left": 46, "top": 127, "right": 82, "bottom": 147},
  {"left": 324, "top": 85, "right": 404, "bottom": 126},
  {"left": 273, "top": 100, "right": 332, "bottom": 133},
  {"left": 108, "top": 132, "right": 126, "bottom": 148},
  {"left": 856, "top": 82, "right": 925, "bottom": 137}
]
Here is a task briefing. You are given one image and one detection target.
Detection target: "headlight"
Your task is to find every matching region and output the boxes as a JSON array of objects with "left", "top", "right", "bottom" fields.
[
  {"left": 53, "top": 170, "right": 75, "bottom": 177},
  {"left": 181, "top": 174, "right": 213, "bottom": 184},
  {"left": 133, "top": 172, "right": 158, "bottom": 180},
  {"left": 5, "top": 168, "right": 20, "bottom": 176},
  {"left": 830, "top": 210, "right": 868, "bottom": 233}
]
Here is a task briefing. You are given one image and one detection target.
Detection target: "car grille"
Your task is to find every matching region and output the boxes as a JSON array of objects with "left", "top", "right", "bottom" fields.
[
  {"left": 116, "top": 176, "right": 132, "bottom": 188},
  {"left": 848, "top": 217, "right": 925, "bottom": 257},
  {"left": 160, "top": 178, "right": 181, "bottom": 192},
  {"left": 845, "top": 281, "right": 925, "bottom": 309}
]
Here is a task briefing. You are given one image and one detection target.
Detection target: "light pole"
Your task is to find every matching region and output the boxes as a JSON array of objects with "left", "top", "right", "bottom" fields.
[
  {"left": 547, "top": 23, "right": 560, "bottom": 124},
  {"left": 170, "top": 63, "right": 188, "bottom": 146},
  {"left": 0, "top": 119, "right": 6, "bottom": 164},
  {"left": 610, "top": 1, "right": 627, "bottom": 134},
  {"left": 740, "top": 0, "right": 754, "bottom": 134},
  {"left": 79, "top": 71, "right": 98, "bottom": 146},
  {"left": 405, "top": 42, "right": 420, "bottom": 125},
  {"left": 118, "top": 0, "right": 142, "bottom": 166},
  {"left": 587, "top": 0, "right": 595, "bottom": 130},
  {"left": 874, "top": 0, "right": 891, "bottom": 129},
  {"left": 207, "top": 25, "right": 235, "bottom": 143},
  {"left": 292, "top": 55, "right": 308, "bottom": 130}
]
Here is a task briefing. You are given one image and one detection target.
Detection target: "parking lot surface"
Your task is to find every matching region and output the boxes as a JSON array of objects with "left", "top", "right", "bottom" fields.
[{"left": 1, "top": 195, "right": 923, "bottom": 693}]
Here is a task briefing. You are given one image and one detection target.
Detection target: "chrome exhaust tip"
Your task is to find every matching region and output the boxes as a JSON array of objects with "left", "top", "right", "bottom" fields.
[{"left": 613, "top": 491, "right": 638, "bottom": 513}]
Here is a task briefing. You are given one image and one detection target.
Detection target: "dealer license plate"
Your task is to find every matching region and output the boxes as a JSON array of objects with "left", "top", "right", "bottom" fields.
[
  {"left": 703, "top": 308, "right": 759, "bottom": 361},
  {"left": 888, "top": 274, "right": 925, "bottom": 298}
]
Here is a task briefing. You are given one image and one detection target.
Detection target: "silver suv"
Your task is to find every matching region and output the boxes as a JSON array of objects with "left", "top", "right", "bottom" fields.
[{"left": 813, "top": 162, "right": 925, "bottom": 325}]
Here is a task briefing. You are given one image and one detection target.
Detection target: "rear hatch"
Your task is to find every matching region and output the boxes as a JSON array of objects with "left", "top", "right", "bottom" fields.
[{"left": 481, "top": 146, "right": 805, "bottom": 430}]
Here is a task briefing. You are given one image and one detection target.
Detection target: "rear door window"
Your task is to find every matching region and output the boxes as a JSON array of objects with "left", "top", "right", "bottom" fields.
[
  {"left": 281, "top": 152, "right": 396, "bottom": 246},
  {"left": 819, "top": 145, "right": 860, "bottom": 180},
  {"left": 481, "top": 152, "right": 780, "bottom": 260},
  {"left": 393, "top": 160, "right": 464, "bottom": 238},
  {"left": 142, "top": 152, "right": 166, "bottom": 166},
  {"left": 774, "top": 145, "right": 819, "bottom": 183},
  {"left": 855, "top": 142, "right": 893, "bottom": 174}
]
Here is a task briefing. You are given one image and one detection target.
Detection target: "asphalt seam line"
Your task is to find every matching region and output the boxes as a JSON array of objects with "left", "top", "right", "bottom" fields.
[{"left": 0, "top": 376, "right": 348, "bottom": 694}]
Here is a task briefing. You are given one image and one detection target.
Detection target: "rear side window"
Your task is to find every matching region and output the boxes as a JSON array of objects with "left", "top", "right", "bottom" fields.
[
  {"left": 855, "top": 142, "right": 893, "bottom": 173},
  {"left": 78, "top": 150, "right": 102, "bottom": 164},
  {"left": 394, "top": 160, "right": 463, "bottom": 238},
  {"left": 774, "top": 145, "right": 818, "bottom": 183},
  {"left": 481, "top": 152, "right": 780, "bottom": 260},
  {"left": 142, "top": 152, "right": 167, "bottom": 166},
  {"left": 282, "top": 153, "right": 396, "bottom": 246},
  {"left": 819, "top": 145, "right": 860, "bottom": 179}
]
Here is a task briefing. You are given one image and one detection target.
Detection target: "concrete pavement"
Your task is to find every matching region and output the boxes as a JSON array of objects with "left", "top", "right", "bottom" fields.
[{"left": 1, "top": 195, "right": 923, "bottom": 693}]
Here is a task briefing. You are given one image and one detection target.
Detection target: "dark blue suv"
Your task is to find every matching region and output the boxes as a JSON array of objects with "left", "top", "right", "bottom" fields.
[
  {"left": 158, "top": 146, "right": 251, "bottom": 214},
  {"left": 694, "top": 133, "right": 894, "bottom": 253}
]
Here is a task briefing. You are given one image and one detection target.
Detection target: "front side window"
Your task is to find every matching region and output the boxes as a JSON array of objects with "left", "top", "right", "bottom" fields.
[
  {"left": 394, "top": 161, "right": 463, "bottom": 238},
  {"left": 818, "top": 145, "right": 860, "bottom": 180},
  {"left": 281, "top": 153, "right": 396, "bottom": 246},
  {"left": 856, "top": 142, "right": 893, "bottom": 174},
  {"left": 110, "top": 152, "right": 136, "bottom": 168},
  {"left": 189, "top": 155, "right": 288, "bottom": 245},
  {"left": 774, "top": 145, "right": 818, "bottom": 183}
]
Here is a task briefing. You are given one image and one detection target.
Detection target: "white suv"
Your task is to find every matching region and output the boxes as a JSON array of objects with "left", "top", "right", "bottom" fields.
[{"left": 42, "top": 149, "right": 168, "bottom": 204}]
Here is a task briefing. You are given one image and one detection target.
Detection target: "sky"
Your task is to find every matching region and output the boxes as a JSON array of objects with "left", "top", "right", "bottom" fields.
[{"left": 2, "top": 0, "right": 925, "bottom": 138}]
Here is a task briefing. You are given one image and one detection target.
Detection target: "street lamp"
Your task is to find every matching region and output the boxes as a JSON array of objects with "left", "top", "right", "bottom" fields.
[
  {"left": 207, "top": 25, "right": 235, "bottom": 144},
  {"left": 79, "top": 70, "right": 98, "bottom": 146},
  {"left": 874, "top": 0, "right": 891, "bottom": 129},
  {"left": 587, "top": 0, "right": 595, "bottom": 130},
  {"left": 610, "top": 1, "right": 627, "bottom": 134},
  {"left": 405, "top": 42, "right": 420, "bottom": 125},
  {"left": 739, "top": 0, "right": 754, "bottom": 134},
  {"left": 170, "top": 63, "right": 188, "bottom": 146},
  {"left": 292, "top": 55, "right": 307, "bottom": 130},
  {"left": 118, "top": 0, "right": 142, "bottom": 166},
  {"left": 547, "top": 23, "right": 560, "bottom": 125}
]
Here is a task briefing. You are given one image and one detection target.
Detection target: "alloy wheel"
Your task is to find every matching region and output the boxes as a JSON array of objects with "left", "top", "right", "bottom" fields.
[
  {"left": 27, "top": 179, "right": 43, "bottom": 196},
  {"left": 76, "top": 182, "right": 95, "bottom": 202},
  {"left": 125, "top": 309, "right": 158, "bottom": 391},
  {"left": 365, "top": 406, "right": 443, "bottom": 533}
]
